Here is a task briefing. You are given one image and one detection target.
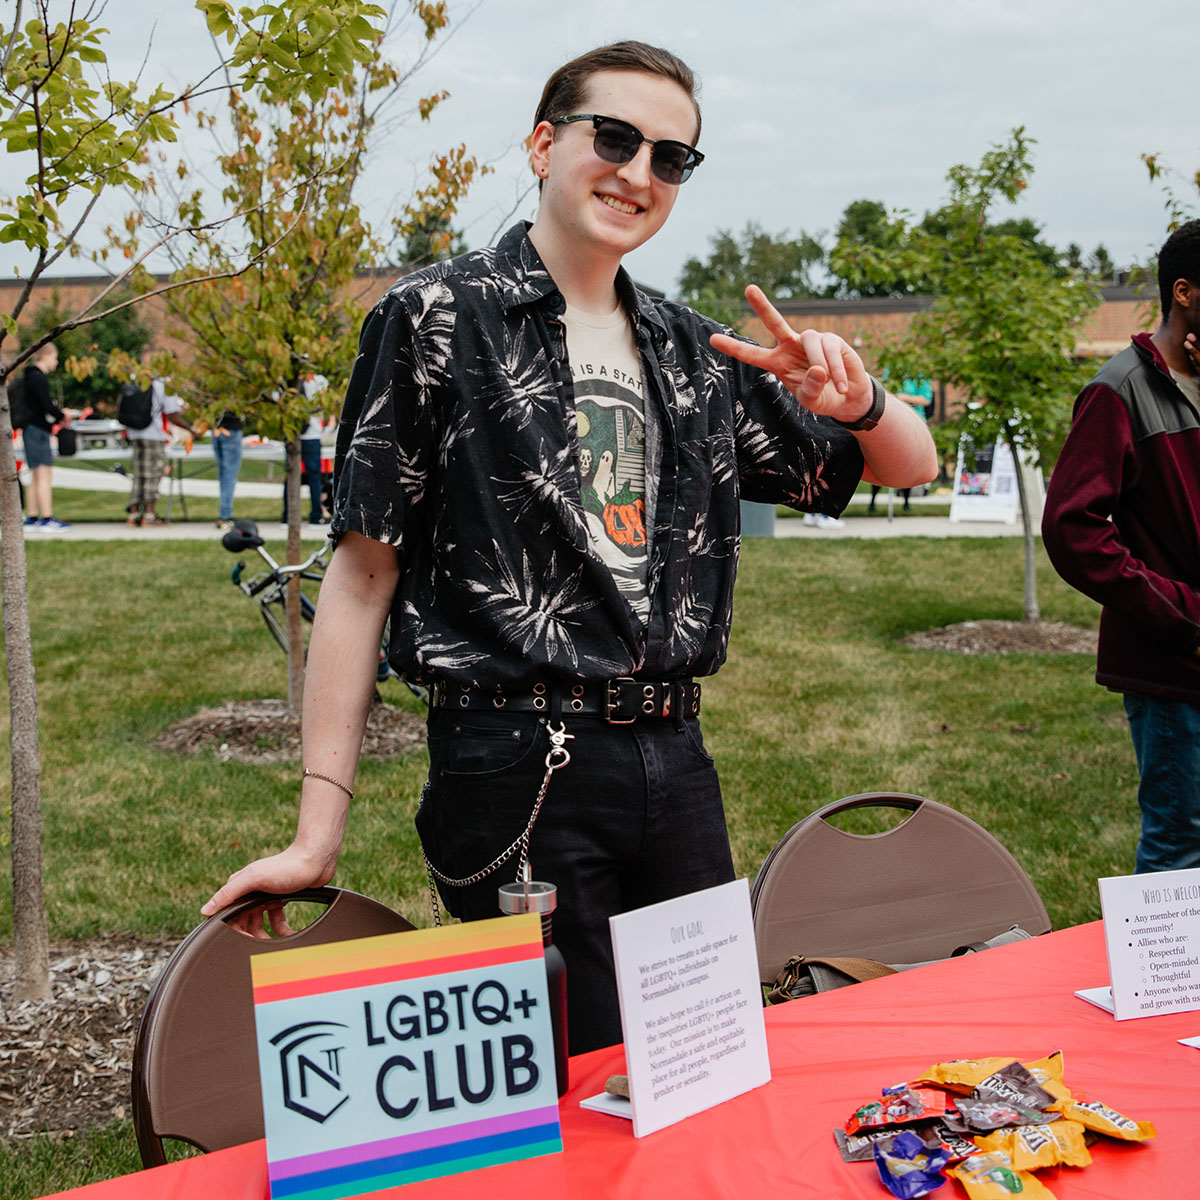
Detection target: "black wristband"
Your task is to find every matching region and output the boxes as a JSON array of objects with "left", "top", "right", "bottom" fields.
[{"left": 833, "top": 376, "right": 887, "bottom": 432}]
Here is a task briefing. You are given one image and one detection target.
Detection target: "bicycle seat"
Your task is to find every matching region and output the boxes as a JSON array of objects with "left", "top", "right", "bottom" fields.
[{"left": 222, "top": 519, "right": 264, "bottom": 552}]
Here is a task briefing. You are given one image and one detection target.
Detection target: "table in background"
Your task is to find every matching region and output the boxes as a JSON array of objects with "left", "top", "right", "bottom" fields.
[{"left": 38, "top": 922, "right": 1200, "bottom": 1199}]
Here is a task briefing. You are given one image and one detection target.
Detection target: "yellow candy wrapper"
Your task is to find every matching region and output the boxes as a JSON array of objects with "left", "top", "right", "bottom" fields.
[
  {"left": 1064, "top": 1099, "right": 1157, "bottom": 1142},
  {"left": 947, "top": 1151, "right": 1058, "bottom": 1198},
  {"left": 917, "top": 1051, "right": 1066, "bottom": 1097},
  {"left": 975, "top": 1120, "right": 1092, "bottom": 1170}
]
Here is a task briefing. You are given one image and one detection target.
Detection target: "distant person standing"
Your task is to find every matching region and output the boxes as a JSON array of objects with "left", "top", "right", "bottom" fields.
[
  {"left": 1043, "top": 220, "right": 1200, "bottom": 874},
  {"left": 212, "top": 410, "right": 244, "bottom": 531},
  {"left": 123, "top": 367, "right": 198, "bottom": 527},
  {"left": 21, "top": 342, "right": 72, "bottom": 531},
  {"left": 281, "top": 374, "right": 330, "bottom": 527}
]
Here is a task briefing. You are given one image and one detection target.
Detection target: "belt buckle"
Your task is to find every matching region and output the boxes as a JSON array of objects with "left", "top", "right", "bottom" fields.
[{"left": 605, "top": 677, "right": 638, "bottom": 725}]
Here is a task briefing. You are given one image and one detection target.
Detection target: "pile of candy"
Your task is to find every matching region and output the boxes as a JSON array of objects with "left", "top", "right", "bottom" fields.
[{"left": 834, "top": 1052, "right": 1155, "bottom": 1198}]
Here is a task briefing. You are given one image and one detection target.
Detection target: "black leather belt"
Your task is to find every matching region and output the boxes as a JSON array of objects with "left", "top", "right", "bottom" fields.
[{"left": 430, "top": 678, "right": 701, "bottom": 723}]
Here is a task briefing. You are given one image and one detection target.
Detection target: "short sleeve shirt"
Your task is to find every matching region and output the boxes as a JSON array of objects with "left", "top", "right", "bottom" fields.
[{"left": 331, "top": 223, "right": 864, "bottom": 689}]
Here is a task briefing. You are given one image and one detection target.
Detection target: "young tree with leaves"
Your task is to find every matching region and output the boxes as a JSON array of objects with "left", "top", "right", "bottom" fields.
[
  {"left": 0, "top": 0, "right": 387, "bottom": 1002},
  {"left": 163, "top": 1, "right": 484, "bottom": 711},
  {"left": 830, "top": 128, "right": 1101, "bottom": 622}
]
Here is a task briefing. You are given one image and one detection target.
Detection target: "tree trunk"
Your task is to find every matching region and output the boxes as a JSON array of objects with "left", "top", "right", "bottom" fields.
[
  {"left": 0, "top": 384, "right": 51, "bottom": 1000},
  {"left": 1008, "top": 430, "right": 1041, "bottom": 624},
  {"left": 284, "top": 436, "right": 305, "bottom": 713}
]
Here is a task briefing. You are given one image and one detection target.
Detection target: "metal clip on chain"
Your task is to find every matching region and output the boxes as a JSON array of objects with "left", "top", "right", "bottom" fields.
[{"left": 424, "top": 722, "right": 573, "bottom": 926}]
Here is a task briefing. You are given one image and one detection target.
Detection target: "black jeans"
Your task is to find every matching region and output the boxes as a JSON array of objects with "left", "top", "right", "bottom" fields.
[{"left": 415, "top": 707, "right": 735, "bottom": 1055}]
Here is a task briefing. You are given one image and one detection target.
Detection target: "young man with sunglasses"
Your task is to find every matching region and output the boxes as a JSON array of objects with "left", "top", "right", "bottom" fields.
[{"left": 204, "top": 41, "right": 936, "bottom": 1054}]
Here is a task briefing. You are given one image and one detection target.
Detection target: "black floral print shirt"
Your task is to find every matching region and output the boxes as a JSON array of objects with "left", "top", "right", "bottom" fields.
[{"left": 332, "top": 223, "right": 864, "bottom": 689}]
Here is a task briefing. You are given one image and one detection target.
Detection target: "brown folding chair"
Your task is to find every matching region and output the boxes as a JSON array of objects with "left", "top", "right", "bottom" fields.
[
  {"left": 131, "top": 886, "right": 415, "bottom": 1167},
  {"left": 750, "top": 792, "right": 1051, "bottom": 986}
]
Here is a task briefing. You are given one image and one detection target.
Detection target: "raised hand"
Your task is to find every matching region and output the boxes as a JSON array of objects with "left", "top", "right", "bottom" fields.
[{"left": 709, "top": 285, "right": 874, "bottom": 422}]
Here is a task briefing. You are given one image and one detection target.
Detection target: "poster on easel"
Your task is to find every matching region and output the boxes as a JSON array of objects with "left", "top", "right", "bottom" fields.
[{"left": 949, "top": 438, "right": 1018, "bottom": 523}]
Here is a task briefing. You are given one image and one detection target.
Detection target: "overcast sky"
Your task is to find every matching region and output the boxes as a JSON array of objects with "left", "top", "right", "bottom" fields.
[{"left": 23, "top": 0, "right": 1200, "bottom": 295}]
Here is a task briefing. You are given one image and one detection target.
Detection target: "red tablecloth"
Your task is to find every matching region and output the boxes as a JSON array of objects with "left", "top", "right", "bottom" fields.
[{"left": 38, "top": 921, "right": 1200, "bottom": 1199}]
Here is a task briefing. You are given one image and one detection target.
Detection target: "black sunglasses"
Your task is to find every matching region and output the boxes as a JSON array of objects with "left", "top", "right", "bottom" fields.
[{"left": 551, "top": 114, "right": 704, "bottom": 186}]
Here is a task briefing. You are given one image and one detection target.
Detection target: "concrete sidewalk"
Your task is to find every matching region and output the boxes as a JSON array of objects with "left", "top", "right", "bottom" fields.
[
  {"left": 17, "top": 519, "right": 329, "bottom": 541},
  {"left": 3, "top": 463, "right": 319, "bottom": 541},
  {"left": 774, "top": 514, "right": 1025, "bottom": 539}
]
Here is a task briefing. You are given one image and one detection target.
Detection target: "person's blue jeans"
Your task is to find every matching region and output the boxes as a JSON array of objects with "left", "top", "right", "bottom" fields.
[
  {"left": 1123, "top": 692, "right": 1200, "bottom": 873},
  {"left": 211, "top": 428, "right": 243, "bottom": 521},
  {"left": 282, "top": 436, "right": 324, "bottom": 523},
  {"left": 415, "top": 706, "right": 735, "bottom": 1055}
]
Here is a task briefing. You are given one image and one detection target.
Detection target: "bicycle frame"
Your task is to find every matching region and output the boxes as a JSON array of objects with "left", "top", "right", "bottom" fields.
[{"left": 221, "top": 519, "right": 414, "bottom": 696}]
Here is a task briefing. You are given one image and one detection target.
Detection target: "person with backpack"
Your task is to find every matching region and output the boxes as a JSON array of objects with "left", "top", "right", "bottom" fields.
[
  {"left": 121, "top": 360, "right": 197, "bottom": 526},
  {"left": 19, "top": 342, "right": 72, "bottom": 531}
]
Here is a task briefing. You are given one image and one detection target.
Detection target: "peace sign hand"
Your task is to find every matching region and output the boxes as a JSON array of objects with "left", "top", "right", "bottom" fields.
[{"left": 709, "top": 285, "right": 875, "bottom": 422}]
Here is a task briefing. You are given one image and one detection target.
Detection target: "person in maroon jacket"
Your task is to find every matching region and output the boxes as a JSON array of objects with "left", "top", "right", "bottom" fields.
[{"left": 1043, "top": 220, "right": 1200, "bottom": 874}]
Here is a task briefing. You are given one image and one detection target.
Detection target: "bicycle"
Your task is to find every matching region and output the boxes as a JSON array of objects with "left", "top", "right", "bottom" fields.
[
  {"left": 222, "top": 519, "right": 329, "bottom": 656},
  {"left": 221, "top": 519, "right": 408, "bottom": 692}
]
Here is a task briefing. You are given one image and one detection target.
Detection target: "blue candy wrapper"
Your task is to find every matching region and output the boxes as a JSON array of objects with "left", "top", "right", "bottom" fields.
[{"left": 873, "top": 1130, "right": 951, "bottom": 1199}]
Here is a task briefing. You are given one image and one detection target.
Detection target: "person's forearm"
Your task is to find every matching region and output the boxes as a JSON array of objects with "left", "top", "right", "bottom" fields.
[
  {"left": 293, "top": 535, "right": 398, "bottom": 865},
  {"left": 857, "top": 394, "right": 938, "bottom": 488}
]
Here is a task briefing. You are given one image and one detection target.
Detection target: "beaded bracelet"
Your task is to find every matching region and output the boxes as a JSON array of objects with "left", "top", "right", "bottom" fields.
[{"left": 302, "top": 767, "right": 355, "bottom": 800}]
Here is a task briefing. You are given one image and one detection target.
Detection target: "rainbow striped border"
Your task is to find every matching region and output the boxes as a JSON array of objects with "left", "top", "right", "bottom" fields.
[
  {"left": 267, "top": 1105, "right": 562, "bottom": 1199},
  {"left": 250, "top": 916, "right": 543, "bottom": 1004}
]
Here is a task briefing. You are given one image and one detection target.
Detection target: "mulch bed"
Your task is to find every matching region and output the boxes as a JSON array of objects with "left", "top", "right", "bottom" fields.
[
  {"left": 1, "top": 938, "right": 177, "bottom": 1142},
  {"left": 900, "top": 619, "right": 1097, "bottom": 656},
  {"left": 153, "top": 697, "right": 425, "bottom": 764}
]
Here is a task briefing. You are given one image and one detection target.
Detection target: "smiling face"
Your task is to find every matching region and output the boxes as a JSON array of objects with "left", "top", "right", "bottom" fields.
[{"left": 529, "top": 69, "right": 699, "bottom": 277}]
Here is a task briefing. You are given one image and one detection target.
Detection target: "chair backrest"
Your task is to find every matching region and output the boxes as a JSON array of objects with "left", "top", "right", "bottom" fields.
[
  {"left": 131, "top": 887, "right": 414, "bottom": 1167},
  {"left": 750, "top": 793, "right": 1051, "bottom": 985}
]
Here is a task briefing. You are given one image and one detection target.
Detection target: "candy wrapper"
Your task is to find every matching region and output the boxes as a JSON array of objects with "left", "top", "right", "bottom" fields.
[
  {"left": 974, "top": 1061, "right": 1057, "bottom": 1111},
  {"left": 932, "top": 1122, "right": 979, "bottom": 1163},
  {"left": 845, "top": 1087, "right": 949, "bottom": 1135},
  {"left": 834, "top": 1120, "right": 976, "bottom": 1165},
  {"left": 946, "top": 1151, "right": 1058, "bottom": 1198},
  {"left": 834, "top": 1122, "right": 943, "bottom": 1164},
  {"left": 975, "top": 1120, "right": 1093, "bottom": 1170},
  {"left": 916, "top": 1051, "right": 1066, "bottom": 1096},
  {"left": 948, "top": 1095, "right": 1059, "bottom": 1134},
  {"left": 873, "top": 1130, "right": 952, "bottom": 1198},
  {"left": 1063, "top": 1099, "right": 1157, "bottom": 1142}
]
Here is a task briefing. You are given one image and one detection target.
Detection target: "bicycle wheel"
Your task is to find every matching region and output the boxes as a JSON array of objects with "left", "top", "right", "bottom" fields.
[
  {"left": 259, "top": 594, "right": 289, "bottom": 653},
  {"left": 259, "top": 587, "right": 317, "bottom": 655}
]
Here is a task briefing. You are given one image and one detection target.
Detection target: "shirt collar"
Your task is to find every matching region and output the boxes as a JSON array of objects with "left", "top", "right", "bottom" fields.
[
  {"left": 494, "top": 222, "right": 667, "bottom": 338},
  {"left": 1131, "top": 329, "right": 1197, "bottom": 382}
]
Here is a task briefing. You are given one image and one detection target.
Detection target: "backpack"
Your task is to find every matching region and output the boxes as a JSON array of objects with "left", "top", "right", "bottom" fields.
[
  {"left": 117, "top": 380, "right": 155, "bottom": 430},
  {"left": 7, "top": 371, "right": 31, "bottom": 430}
]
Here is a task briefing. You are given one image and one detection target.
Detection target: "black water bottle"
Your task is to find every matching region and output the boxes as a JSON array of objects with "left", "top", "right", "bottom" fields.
[{"left": 498, "top": 878, "right": 569, "bottom": 1097}]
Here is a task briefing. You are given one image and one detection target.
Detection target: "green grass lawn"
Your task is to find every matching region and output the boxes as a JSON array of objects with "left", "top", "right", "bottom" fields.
[{"left": 0, "top": 532, "right": 1128, "bottom": 1195}]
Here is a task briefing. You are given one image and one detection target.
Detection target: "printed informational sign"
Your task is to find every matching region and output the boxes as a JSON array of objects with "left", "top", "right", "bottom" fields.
[
  {"left": 251, "top": 916, "right": 562, "bottom": 1200},
  {"left": 606, "top": 879, "right": 770, "bottom": 1138},
  {"left": 949, "top": 437, "right": 1020, "bottom": 523},
  {"left": 1095, "top": 868, "right": 1200, "bottom": 1019}
]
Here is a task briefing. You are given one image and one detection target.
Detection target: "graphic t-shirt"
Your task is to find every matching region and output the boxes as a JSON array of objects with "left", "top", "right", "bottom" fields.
[{"left": 563, "top": 302, "right": 651, "bottom": 624}]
